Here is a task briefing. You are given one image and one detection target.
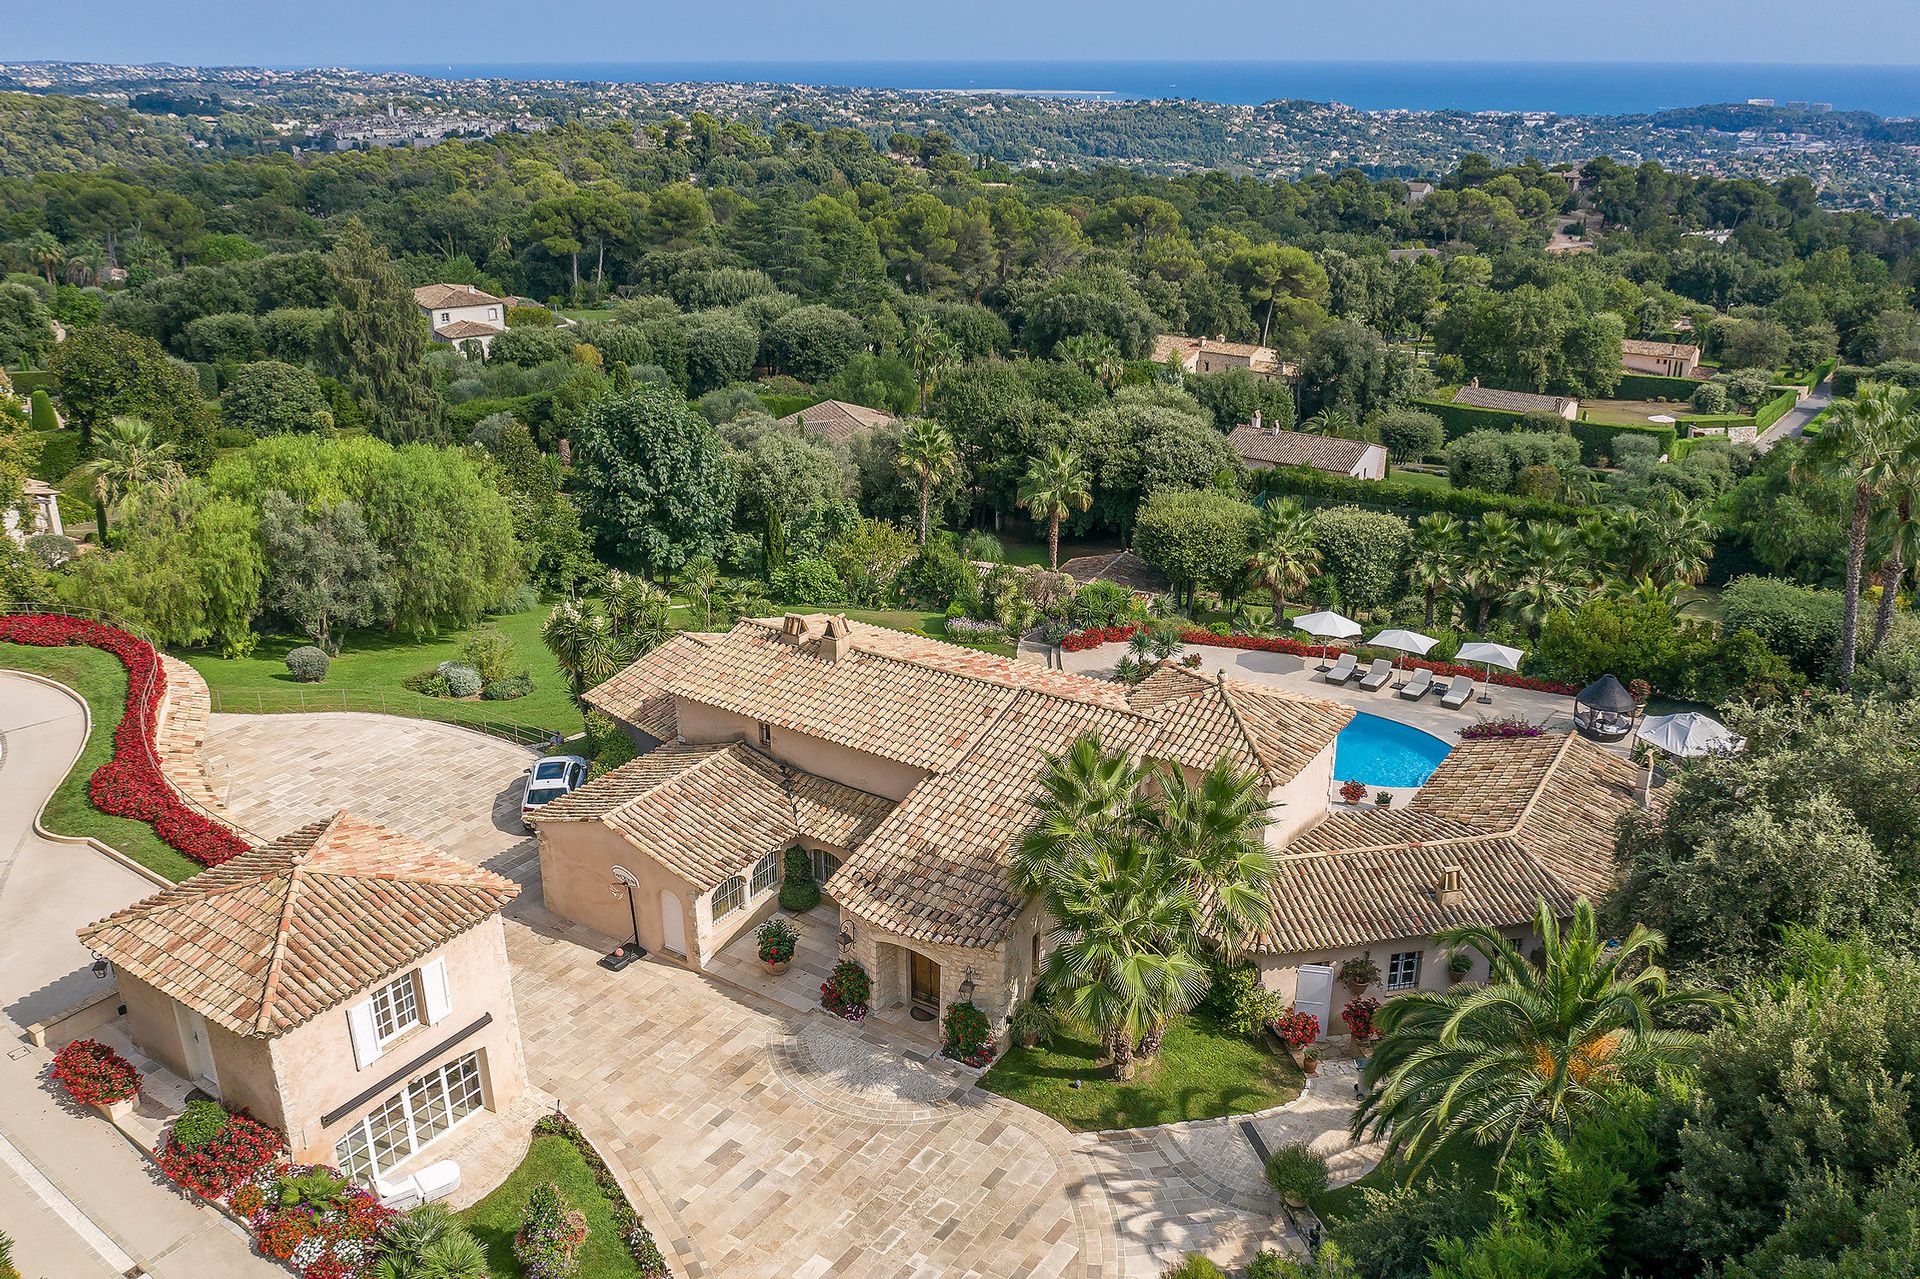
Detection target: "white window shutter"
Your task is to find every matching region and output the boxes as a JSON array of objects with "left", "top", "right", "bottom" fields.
[
  {"left": 421, "top": 958, "right": 452, "bottom": 1026},
  {"left": 347, "top": 999, "right": 381, "bottom": 1070}
]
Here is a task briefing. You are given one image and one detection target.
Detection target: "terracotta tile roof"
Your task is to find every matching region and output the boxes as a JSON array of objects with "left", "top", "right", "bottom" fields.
[
  {"left": 413, "top": 283, "right": 506, "bottom": 310},
  {"left": 79, "top": 812, "right": 517, "bottom": 1038},
  {"left": 581, "top": 632, "right": 723, "bottom": 738},
  {"left": 1452, "top": 385, "right": 1578, "bottom": 415},
  {"left": 532, "top": 740, "right": 893, "bottom": 891},
  {"left": 828, "top": 693, "right": 1160, "bottom": 948},
  {"left": 1151, "top": 334, "right": 1296, "bottom": 378},
  {"left": 1127, "top": 666, "right": 1354, "bottom": 787},
  {"left": 435, "top": 318, "right": 502, "bottom": 340},
  {"left": 1248, "top": 734, "right": 1645, "bottom": 954},
  {"left": 1058, "top": 550, "right": 1170, "bottom": 595},
  {"left": 23, "top": 477, "right": 60, "bottom": 498},
  {"left": 1227, "top": 425, "right": 1378, "bottom": 474},
  {"left": 1622, "top": 338, "right": 1701, "bottom": 360},
  {"left": 775, "top": 399, "right": 896, "bottom": 446}
]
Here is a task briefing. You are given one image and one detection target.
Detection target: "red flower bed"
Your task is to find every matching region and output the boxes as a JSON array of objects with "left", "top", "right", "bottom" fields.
[
  {"left": 156, "top": 1107, "right": 285, "bottom": 1199},
  {"left": 49, "top": 1038, "right": 140, "bottom": 1105},
  {"left": 232, "top": 1162, "right": 395, "bottom": 1278},
  {"left": 0, "top": 613, "right": 249, "bottom": 867},
  {"left": 1056, "top": 621, "right": 1580, "bottom": 695}
]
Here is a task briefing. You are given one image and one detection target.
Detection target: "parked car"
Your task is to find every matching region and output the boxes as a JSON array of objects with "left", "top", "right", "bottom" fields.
[{"left": 520, "top": 754, "right": 589, "bottom": 829}]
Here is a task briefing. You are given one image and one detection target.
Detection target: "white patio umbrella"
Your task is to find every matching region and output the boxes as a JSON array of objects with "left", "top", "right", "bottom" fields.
[
  {"left": 1367, "top": 628, "right": 1438, "bottom": 686},
  {"left": 1648, "top": 413, "right": 1678, "bottom": 424},
  {"left": 1293, "top": 610, "right": 1361, "bottom": 671},
  {"left": 1637, "top": 711, "right": 1744, "bottom": 759},
  {"left": 1455, "top": 640, "right": 1526, "bottom": 705}
]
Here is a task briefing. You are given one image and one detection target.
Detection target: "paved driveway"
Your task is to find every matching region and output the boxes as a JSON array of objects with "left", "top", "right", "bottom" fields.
[{"left": 199, "top": 708, "right": 1338, "bottom": 1277}]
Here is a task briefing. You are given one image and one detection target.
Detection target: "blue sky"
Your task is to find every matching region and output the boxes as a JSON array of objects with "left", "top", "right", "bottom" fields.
[{"left": 10, "top": 0, "right": 1920, "bottom": 66}]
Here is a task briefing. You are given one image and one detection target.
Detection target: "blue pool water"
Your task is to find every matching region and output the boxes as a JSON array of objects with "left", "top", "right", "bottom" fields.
[{"left": 1334, "top": 713, "right": 1452, "bottom": 790}]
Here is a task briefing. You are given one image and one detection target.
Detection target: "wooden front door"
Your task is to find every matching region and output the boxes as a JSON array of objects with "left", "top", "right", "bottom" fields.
[{"left": 909, "top": 951, "right": 941, "bottom": 1021}]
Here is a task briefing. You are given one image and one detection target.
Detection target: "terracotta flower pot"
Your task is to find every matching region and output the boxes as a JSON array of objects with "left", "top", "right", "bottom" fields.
[
  {"left": 1303, "top": 1057, "right": 1320, "bottom": 1076},
  {"left": 765, "top": 959, "right": 790, "bottom": 975}
]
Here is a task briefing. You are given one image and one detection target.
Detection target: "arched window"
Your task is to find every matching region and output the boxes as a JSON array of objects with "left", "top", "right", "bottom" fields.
[{"left": 713, "top": 876, "right": 746, "bottom": 920}]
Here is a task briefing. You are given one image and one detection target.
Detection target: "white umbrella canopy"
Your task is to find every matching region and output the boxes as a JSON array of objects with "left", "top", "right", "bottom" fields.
[
  {"left": 1649, "top": 413, "right": 1678, "bottom": 424},
  {"left": 1455, "top": 641, "right": 1525, "bottom": 671},
  {"left": 1638, "top": 711, "right": 1745, "bottom": 758},
  {"left": 1368, "top": 628, "right": 1439, "bottom": 656},
  {"left": 1292, "top": 610, "right": 1361, "bottom": 671}
]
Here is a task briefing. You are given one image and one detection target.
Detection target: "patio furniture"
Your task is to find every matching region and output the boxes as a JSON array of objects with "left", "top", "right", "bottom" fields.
[
  {"left": 1398, "top": 667, "right": 1435, "bottom": 700},
  {"left": 1439, "top": 677, "right": 1475, "bottom": 709},
  {"left": 1637, "top": 711, "right": 1744, "bottom": 759},
  {"left": 1358, "top": 659, "right": 1393, "bottom": 691},
  {"left": 375, "top": 1159, "right": 461, "bottom": 1210},
  {"left": 1454, "top": 641, "right": 1526, "bottom": 705},
  {"left": 1293, "top": 610, "right": 1362, "bottom": 671},
  {"left": 1367, "top": 628, "right": 1439, "bottom": 688},
  {"left": 1572, "top": 674, "right": 1638, "bottom": 742},
  {"left": 1324, "top": 652, "right": 1360, "bottom": 684}
]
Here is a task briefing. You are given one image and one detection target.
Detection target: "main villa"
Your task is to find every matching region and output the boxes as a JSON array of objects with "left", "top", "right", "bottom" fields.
[{"left": 531, "top": 613, "right": 1645, "bottom": 1038}]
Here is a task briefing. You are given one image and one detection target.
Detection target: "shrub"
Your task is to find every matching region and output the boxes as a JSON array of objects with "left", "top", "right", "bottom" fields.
[
  {"left": 49, "top": 1039, "right": 139, "bottom": 1105},
  {"left": 820, "top": 960, "right": 871, "bottom": 1020},
  {"left": 769, "top": 556, "right": 840, "bottom": 605},
  {"left": 756, "top": 916, "right": 798, "bottom": 965},
  {"left": 24, "top": 532, "right": 75, "bottom": 569},
  {"left": 1271, "top": 1008, "right": 1320, "bottom": 1048},
  {"left": 1309, "top": 506, "right": 1409, "bottom": 610},
  {"left": 1135, "top": 489, "right": 1260, "bottom": 600},
  {"left": 942, "top": 1000, "right": 995, "bottom": 1066},
  {"left": 513, "top": 1181, "right": 589, "bottom": 1279},
  {"left": 1265, "top": 1143, "right": 1330, "bottom": 1204},
  {"left": 284, "top": 645, "right": 329, "bottom": 683},
  {"left": 779, "top": 847, "right": 821, "bottom": 911},
  {"left": 1375, "top": 407, "right": 1446, "bottom": 462},
  {"left": 171, "top": 1097, "right": 231, "bottom": 1149},
  {"left": 156, "top": 1107, "right": 284, "bottom": 1199},
  {"left": 1160, "top": 1255, "right": 1227, "bottom": 1279},
  {"left": 437, "top": 661, "right": 482, "bottom": 698},
  {"left": 403, "top": 668, "right": 453, "bottom": 697},
  {"left": 29, "top": 386, "right": 57, "bottom": 431},
  {"left": 1201, "top": 962, "right": 1283, "bottom": 1035},
  {"left": 1690, "top": 380, "right": 1731, "bottom": 413},
  {"left": 1720, "top": 574, "right": 1844, "bottom": 678},
  {"left": 461, "top": 625, "right": 516, "bottom": 684},
  {"left": 482, "top": 672, "right": 535, "bottom": 701}
]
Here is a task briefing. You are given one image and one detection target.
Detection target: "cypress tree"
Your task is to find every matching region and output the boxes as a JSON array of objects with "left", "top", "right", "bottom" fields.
[{"left": 316, "top": 219, "right": 442, "bottom": 444}]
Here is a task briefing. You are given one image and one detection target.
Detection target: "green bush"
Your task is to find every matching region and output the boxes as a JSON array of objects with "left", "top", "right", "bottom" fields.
[
  {"left": 1529, "top": 596, "right": 1708, "bottom": 693},
  {"left": 1720, "top": 574, "right": 1844, "bottom": 678},
  {"left": 461, "top": 625, "right": 516, "bottom": 685},
  {"left": 1375, "top": 406, "right": 1446, "bottom": 462},
  {"left": 942, "top": 1000, "right": 994, "bottom": 1062},
  {"left": 170, "top": 1098, "right": 230, "bottom": 1150},
  {"left": 769, "top": 556, "right": 840, "bottom": 605},
  {"left": 1570, "top": 419, "right": 1677, "bottom": 465},
  {"left": 1265, "top": 1144, "right": 1331, "bottom": 1204},
  {"left": 28, "top": 388, "right": 56, "bottom": 431},
  {"left": 284, "top": 645, "right": 330, "bottom": 683},
  {"left": 1200, "top": 962, "right": 1283, "bottom": 1035},
  {"left": 1309, "top": 505, "right": 1409, "bottom": 610},
  {"left": 403, "top": 668, "right": 453, "bottom": 697},
  {"left": 779, "top": 847, "right": 821, "bottom": 911},
  {"left": 436, "top": 661, "right": 482, "bottom": 698},
  {"left": 481, "top": 672, "right": 535, "bottom": 701},
  {"left": 1616, "top": 372, "right": 1703, "bottom": 400},
  {"left": 1250, "top": 465, "right": 1595, "bottom": 525},
  {"left": 1134, "top": 488, "right": 1260, "bottom": 599},
  {"left": 1160, "top": 1256, "right": 1226, "bottom": 1279}
]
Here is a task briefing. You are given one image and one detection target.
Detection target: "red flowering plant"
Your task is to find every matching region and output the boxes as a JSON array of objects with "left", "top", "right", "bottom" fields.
[
  {"left": 1341, "top": 996, "right": 1382, "bottom": 1042},
  {"left": 236, "top": 1163, "right": 395, "bottom": 1278},
  {"left": 820, "top": 959, "right": 871, "bottom": 1021},
  {"left": 941, "top": 1000, "right": 996, "bottom": 1067},
  {"left": 1270, "top": 1009, "right": 1320, "bottom": 1049},
  {"left": 156, "top": 1105, "right": 285, "bottom": 1201},
  {"left": 0, "top": 614, "right": 250, "bottom": 867},
  {"left": 49, "top": 1038, "right": 140, "bottom": 1106},
  {"left": 1338, "top": 780, "right": 1368, "bottom": 804},
  {"left": 1458, "top": 717, "right": 1546, "bottom": 740}
]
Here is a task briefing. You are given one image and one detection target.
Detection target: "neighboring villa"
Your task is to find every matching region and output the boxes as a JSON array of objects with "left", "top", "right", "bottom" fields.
[
  {"left": 413, "top": 283, "right": 509, "bottom": 354},
  {"left": 1152, "top": 334, "right": 1298, "bottom": 381},
  {"left": 1227, "top": 411, "right": 1389, "bottom": 480},
  {"left": 532, "top": 614, "right": 1647, "bottom": 1042},
  {"left": 775, "top": 399, "right": 897, "bottom": 446},
  {"left": 1622, "top": 338, "right": 1704, "bottom": 379},
  {"left": 6, "top": 477, "right": 63, "bottom": 547},
  {"left": 79, "top": 811, "right": 527, "bottom": 1182},
  {"left": 1452, "top": 381, "right": 1580, "bottom": 420}
]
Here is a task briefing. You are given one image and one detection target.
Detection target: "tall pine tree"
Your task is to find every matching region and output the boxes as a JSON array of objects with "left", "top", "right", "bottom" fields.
[{"left": 317, "top": 219, "right": 443, "bottom": 443}]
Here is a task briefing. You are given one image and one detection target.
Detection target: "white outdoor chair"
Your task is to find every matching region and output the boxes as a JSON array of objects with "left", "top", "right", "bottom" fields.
[
  {"left": 1358, "top": 659, "right": 1393, "bottom": 691},
  {"left": 1398, "top": 667, "right": 1435, "bottom": 700}
]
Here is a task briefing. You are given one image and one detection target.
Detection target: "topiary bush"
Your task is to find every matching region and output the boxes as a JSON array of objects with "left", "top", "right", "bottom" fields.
[
  {"left": 284, "top": 646, "right": 330, "bottom": 683},
  {"left": 436, "top": 661, "right": 482, "bottom": 698},
  {"left": 779, "top": 847, "right": 821, "bottom": 911},
  {"left": 482, "top": 672, "right": 535, "bottom": 701}
]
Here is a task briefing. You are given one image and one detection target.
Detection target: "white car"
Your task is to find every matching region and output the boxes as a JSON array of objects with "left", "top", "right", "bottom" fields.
[{"left": 521, "top": 754, "right": 589, "bottom": 829}]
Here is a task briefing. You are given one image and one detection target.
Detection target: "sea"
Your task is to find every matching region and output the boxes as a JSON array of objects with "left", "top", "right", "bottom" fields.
[{"left": 365, "top": 60, "right": 1920, "bottom": 118}]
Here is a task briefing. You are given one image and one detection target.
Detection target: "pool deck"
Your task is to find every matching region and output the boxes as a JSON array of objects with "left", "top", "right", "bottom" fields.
[{"left": 1043, "top": 640, "right": 1632, "bottom": 761}]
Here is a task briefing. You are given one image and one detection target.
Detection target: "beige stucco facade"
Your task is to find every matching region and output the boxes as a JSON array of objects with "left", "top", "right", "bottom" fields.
[
  {"left": 1255, "top": 922, "right": 1538, "bottom": 1039},
  {"left": 114, "top": 918, "right": 526, "bottom": 1167},
  {"left": 673, "top": 697, "right": 928, "bottom": 801}
]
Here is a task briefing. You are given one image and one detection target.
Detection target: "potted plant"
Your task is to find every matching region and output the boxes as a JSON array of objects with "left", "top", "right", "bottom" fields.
[
  {"left": 1264, "top": 1143, "right": 1330, "bottom": 1209},
  {"left": 1628, "top": 678, "right": 1652, "bottom": 709},
  {"left": 1338, "top": 953, "right": 1379, "bottom": 994},
  {"left": 50, "top": 1038, "right": 140, "bottom": 1120},
  {"left": 1269, "top": 1008, "right": 1320, "bottom": 1065},
  {"left": 1341, "top": 996, "right": 1381, "bottom": 1045},
  {"left": 756, "top": 917, "right": 798, "bottom": 974},
  {"left": 1338, "top": 780, "right": 1367, "bottom": 805},
  {"left": 1447, "top": 951, "right": 1473, "bottom": 984},
  {"left": 1374, "top": 790, "right": 1394, "bottom": 807},
  {"left": 1009, "top": 999, "right": 1057, "bottom": 1050},
  {"left": 1302, "top": 1047, "right": 1321, "bottom": 1076}
]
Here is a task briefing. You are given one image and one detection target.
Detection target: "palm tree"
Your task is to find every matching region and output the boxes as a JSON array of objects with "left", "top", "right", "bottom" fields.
[
  {"left": 1300, "top": 407, "right": 1356, "bottom": 437},
  {"left": 1017, "top": 445, "right": 1092, "bottom": 570},
  {"left": 1093, "top": 343, "right": 1126, "bottom": 396},
  {"left": 1640, "top": 492, "right": 1715, "bottom": 588},
  {"left": 1572, "top": 515, "right": 1622, "bottom": 592},
  {"left": 1406, "top": 512, "right": 1465, "bottom": 629},
  {"left": 680, "top": 555, "right": 721, "bottom": 629},
  {"left": 1461, "top": 512, "right": 1522, "bottom": 633},
  {"left": 541, "top": 599, "right": 617, "bottom": 702},
  {"left": 604, "top": 571, "right": 673, "bottom": 656},
  {"left": 1864, "top": 390, "right": 1920, "bottom": 652},
  {"left": 898, "top": 419, "right": 959, "bottom": 545},
  {"left": 1502, "top": 523, "right": 1581, "bottom": 632},
  {"left": 906, "top": 316, "right": 959, "bottom": 413},
  {"left": 1353, "top": 899, "right": 1720, "bottom": 1170},
  {"left": 1796, "top": 383, "right": 1912, "bottom": 686},
  {"left": 84, "top": 416, "right": 178, "bottom": 543},
  {"left": 1245, "top": 498, "right": 1321, "bottom": 626}
]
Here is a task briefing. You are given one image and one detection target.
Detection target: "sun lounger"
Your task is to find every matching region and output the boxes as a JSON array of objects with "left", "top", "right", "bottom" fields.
[
  {"left": 1440, "top": 677, "right": 1475, "bottom": 708},
  {"left": 1358, "top": 658, "right": 1393, "bottom": 691},
  {"left": 1398, "top": 667, "right": 1435, "bottom": 700},
  {"left": 1324, "top": 652, "right": 1359, "bottom": 684}
]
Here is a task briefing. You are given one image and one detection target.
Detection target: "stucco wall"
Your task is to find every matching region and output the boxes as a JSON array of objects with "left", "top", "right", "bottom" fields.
[
  {"left": 1256, "top": 922, "right": 1538, "bottom": 1037},
  {"left": 1266, "top": 742, "right": 1338, "bottom": 848},
  {"left": 847, "top": 904, "right": 1040, "bottom": 1040},
  {"left": 537, "top": 819, "right": 698, "bottom": 961},
  {"left": 270, "top": 918, "right": 527, "bottom": 1164},
  {"left": 672, "top": 698, "right": 928, "bottom": 801}
]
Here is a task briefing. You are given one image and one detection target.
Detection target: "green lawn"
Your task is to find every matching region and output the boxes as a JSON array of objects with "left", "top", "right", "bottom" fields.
[
  {"left": 177, "top": 603, "right": 582, "bottom": 744},
  {"left": 0, "top": 642, "right": 201, "bottom": 881},
  {"left": 980, "top": 1011, "right": 1304, "bottom": 1131},
  {"left": 1388, "top": 468, "right": 1452, "bottom": 490},
  {"left": 459, "top": 1134, "right": 642, "bottom": 1279}
]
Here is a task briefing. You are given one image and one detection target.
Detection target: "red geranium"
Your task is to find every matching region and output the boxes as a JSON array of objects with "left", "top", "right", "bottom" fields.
[
  {"left": 156, "top": 1107, "right": 285, "bottom": 1200},
  {"left": 0, "top": 614, "right": 250, "bottom": 867},
  {"left": 49, "top": 1038, "right": 140, "bottom": 1105},
  {"left": 1271, "top": 1009, "right": 1320, "bottom": 1048},
  {"left": 1341, "top": 996, "right": 1382, "bottom": 1041}
]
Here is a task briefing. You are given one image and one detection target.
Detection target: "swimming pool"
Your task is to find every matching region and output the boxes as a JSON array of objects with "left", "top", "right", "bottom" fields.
[{"left": 1333, "top": 712, "right": 1452, "bottom": 789}]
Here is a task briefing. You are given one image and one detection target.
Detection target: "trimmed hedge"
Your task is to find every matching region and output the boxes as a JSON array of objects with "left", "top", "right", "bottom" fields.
[
  {"left": 4, "top": 368, "right": 54, "bottom": 394},
  {"left": 1251, "top": 465, "right": 1599, "bottom": 525},
  {"left": 1614, "top": 372, "right": 1701, "bottom": 401},
  {"left": 1571, "top": 419, "right": 1677, "bottom": 464},
  {"left": 1412, "top": 396, "right": 1547, "bottom": 441}
]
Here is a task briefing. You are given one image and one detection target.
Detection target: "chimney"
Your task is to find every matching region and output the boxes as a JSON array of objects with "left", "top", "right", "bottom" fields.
[
  {"left": 1437, "top": 865, "right": 1464, "bottom": 908},
  {"left": 1251, "top": 409, "right": 1262, "bottom": 433},
  {"left": 820, "top": 614, "right": 853, "bottom": 662},
  {"left": 1468, "top": 376, "right": 1480, "bottom": 389},
  {"left": 779, "top": 613, "right": 810, "bottom": 644},
  {"left": 1638, "top": 759, "right": 1657, "bottom": 811}
]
